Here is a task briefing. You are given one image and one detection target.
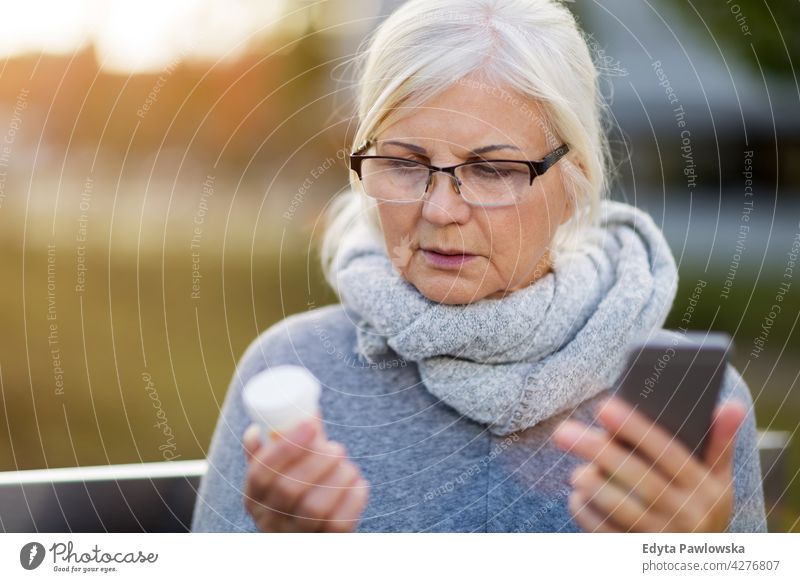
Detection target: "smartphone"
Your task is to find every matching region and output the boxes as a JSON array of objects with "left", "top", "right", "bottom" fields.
[{"left": 614, "top": 329, "right": 734, "bottom": 460}]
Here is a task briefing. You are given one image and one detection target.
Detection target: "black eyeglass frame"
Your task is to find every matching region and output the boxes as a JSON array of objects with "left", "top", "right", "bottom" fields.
[{"left": 348, "top": 139, "right": 570, "bottom": 204}]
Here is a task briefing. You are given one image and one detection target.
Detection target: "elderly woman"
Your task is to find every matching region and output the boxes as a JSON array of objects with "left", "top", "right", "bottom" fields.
[{"left": 191, "top": 0, "right": 766, "bottom": 533}]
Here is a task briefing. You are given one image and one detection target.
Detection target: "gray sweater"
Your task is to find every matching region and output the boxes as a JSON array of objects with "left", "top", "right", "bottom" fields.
[{"left": 190, "top": 303, "right": 768, "bottom": 532}]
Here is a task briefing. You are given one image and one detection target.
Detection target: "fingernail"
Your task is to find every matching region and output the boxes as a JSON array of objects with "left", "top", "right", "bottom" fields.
[
  {"left": 243, "top": 424, "right": 261, "bottom": 444},
  {"left": 600, "top": 398, "right": 628, "bottom": 422},
  {"left": 554, "top": 421, "right": 582, "bottom": 442}
]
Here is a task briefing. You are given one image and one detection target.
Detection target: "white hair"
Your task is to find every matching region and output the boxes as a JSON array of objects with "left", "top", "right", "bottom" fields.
[{"left": 319, "top": 0, "right": 612, "bottom": 295}]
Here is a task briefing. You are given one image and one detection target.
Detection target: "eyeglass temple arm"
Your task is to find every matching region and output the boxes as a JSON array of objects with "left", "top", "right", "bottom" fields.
[
  {"left": 526, "top": 144, "right": 569, "bottom": 184},
  {"left": 539, "top": 144, "right": 570, "bottom": 171}
]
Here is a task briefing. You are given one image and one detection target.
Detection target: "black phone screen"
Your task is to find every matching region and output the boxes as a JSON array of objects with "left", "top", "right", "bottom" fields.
[{"left": 614, "top": 330, "right": 733, "bottom": 460}]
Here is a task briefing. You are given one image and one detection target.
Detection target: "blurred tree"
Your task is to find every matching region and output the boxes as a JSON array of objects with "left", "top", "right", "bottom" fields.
[{"left": 669, "top": 0, "right": 798, "bottom": 80}]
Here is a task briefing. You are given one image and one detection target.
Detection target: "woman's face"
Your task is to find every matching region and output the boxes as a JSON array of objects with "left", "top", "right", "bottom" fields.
[{"left": 371, "top": 73, "right": 575, "bottom": 305}]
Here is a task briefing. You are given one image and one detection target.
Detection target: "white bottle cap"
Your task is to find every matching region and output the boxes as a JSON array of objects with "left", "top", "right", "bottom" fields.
[{"left": 242, "top": 365, "right": 322, "bottom": 441}]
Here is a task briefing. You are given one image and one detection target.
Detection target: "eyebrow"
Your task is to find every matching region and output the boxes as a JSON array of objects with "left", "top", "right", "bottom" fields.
[{"left": 380, "top": 140, "right": 522, "bottom": 157}]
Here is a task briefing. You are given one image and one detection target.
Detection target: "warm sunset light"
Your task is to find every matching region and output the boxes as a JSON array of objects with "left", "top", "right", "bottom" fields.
[{"left": 0, "top": 0, "right": 290, "bottom": 73}]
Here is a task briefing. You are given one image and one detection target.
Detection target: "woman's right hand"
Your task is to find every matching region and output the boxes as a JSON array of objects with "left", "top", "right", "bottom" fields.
[{"left": 242, "top": 417, "right": 370, "bottom": 532}]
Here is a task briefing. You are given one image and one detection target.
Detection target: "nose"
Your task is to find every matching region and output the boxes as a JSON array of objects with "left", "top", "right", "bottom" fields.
[{"left": 421, "top": 170, "right": 471, "bottom": 225}]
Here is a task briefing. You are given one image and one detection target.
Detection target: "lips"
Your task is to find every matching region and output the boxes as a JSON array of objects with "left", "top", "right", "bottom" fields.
[
  {"left": 422, "top": 247, "right": 471, "bottom": 256},
  {"left": 421, "top": 248, "right": 478, "bottom": 269}
]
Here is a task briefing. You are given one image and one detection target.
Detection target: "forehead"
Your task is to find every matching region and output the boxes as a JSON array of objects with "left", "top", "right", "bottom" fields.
[{"left": 379, "top": 76, "right": 551, "bottom": 153}]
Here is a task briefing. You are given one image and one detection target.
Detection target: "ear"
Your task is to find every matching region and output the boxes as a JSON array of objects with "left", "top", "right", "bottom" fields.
[
  {"left": 560, "top": 190, "right": 574, "bottom": 225},
  {"left": 559, "top": 180, "right": 576, "bottom": 226},
  {"left": 559, "top": 154, "right": 586, "bottom": 225}
]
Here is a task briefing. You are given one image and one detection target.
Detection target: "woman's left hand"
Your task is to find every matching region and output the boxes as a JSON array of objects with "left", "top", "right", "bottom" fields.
[{"left": 552, "top": 396, "right": 747, "bottom": 532}]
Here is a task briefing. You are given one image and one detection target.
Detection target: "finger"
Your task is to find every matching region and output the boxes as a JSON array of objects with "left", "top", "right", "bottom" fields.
[
  {"left": 292, "top": 456, "right": 361, "bottom": 531},
  {"left": 568, "top": 489, "right": 621, "bottom": 533},
  {"left": 309, "top": 413, "right": 327, "bottom": 440},
  {"left": 571, "top": 463, "right": 663, "bottom": 533},
  {"left": 244, "top": 466, "right": 290, "bottom": 531},
  {"left": 593, "top": 397, "right": 707, "bottom": 488},
  {"left": 322, "top": 478, "right": 371, "bottom": 533},
  {"left": 243, "top": 424, "right": 263, "bottom": 462},
  {"left": 245, "top": 437, "right": 337, "bottom": 533},
  {"left": 555, "top": 416, "right": 700, "bottom": 497},
  {"left": 243, "top": 480, "right": 294, "bottom": 533},
  {"left": 248, "top": 504, "right": 290, "bottom": 533},
  {"left": 703, "top": 401, "right": 746, "bottom": 477},
  {"left": 265, "top": 440, "right": 346, "bottom": 518},
  {"left": 245, "top": 419, "right": 319, "bottom": 497},
  {"left": 564, "top": 425, "right": 680, "bottom": 512}
]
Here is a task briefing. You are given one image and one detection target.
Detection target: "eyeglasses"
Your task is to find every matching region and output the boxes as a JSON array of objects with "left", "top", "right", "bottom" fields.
[{"left": 349, "top": 140, "right": 569, "bottom": 208}]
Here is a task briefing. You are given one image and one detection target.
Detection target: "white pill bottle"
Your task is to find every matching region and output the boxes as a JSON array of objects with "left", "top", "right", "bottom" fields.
[{"left": 242, "top": 365, "right": 322, "bottom": 442}]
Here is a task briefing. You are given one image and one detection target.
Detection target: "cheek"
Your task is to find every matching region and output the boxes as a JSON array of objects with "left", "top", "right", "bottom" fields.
[
  {"left": 515, "top": 180, "right": 569, "bottom": 243},
  {"left": 377, "top": 205, "right": 422, "bottom": 272},
  {"left": 378, "top": 205, "right": 418, "bottom": 242},
  {"left": 486, "top": 204, "right": 551, "bottom": 265}
]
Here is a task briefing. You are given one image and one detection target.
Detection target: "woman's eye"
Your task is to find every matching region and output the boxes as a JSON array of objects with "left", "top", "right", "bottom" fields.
[
  {"left": 388, "top": 159, "right": 423, "bottom": 171},
  {"left": 472, "top": 164, "right": 523, "bottom": 178},
  {"left": 477, "top": 165, "right": 502, "bottom": 176}
]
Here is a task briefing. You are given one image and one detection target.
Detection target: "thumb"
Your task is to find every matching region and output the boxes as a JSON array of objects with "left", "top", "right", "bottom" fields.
[
  {"left": 242, "top": 423, "right": 263, "bottom": 461},
  {"left": 703, "top": 400, "right": 747, "bottom": 477}
]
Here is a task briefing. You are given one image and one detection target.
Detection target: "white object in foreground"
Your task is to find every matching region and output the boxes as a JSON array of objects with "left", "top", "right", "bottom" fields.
[{"left": 242, "top": 365, "right": 322, "bottom": 442}]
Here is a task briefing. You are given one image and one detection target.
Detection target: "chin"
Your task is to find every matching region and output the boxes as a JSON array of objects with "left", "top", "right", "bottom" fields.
[{"left": 409, "top": 274, "right": 489, "bottom": 305}]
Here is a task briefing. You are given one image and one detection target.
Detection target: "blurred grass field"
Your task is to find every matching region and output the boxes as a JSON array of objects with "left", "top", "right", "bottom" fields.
[{"left": 0, "top": 179, "right": 338, "bottom": 471}]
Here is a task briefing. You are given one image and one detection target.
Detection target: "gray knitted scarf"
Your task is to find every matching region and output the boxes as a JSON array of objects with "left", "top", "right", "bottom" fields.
[{"left": 332, "top": 199, "right": 679, "bottom": 436}]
